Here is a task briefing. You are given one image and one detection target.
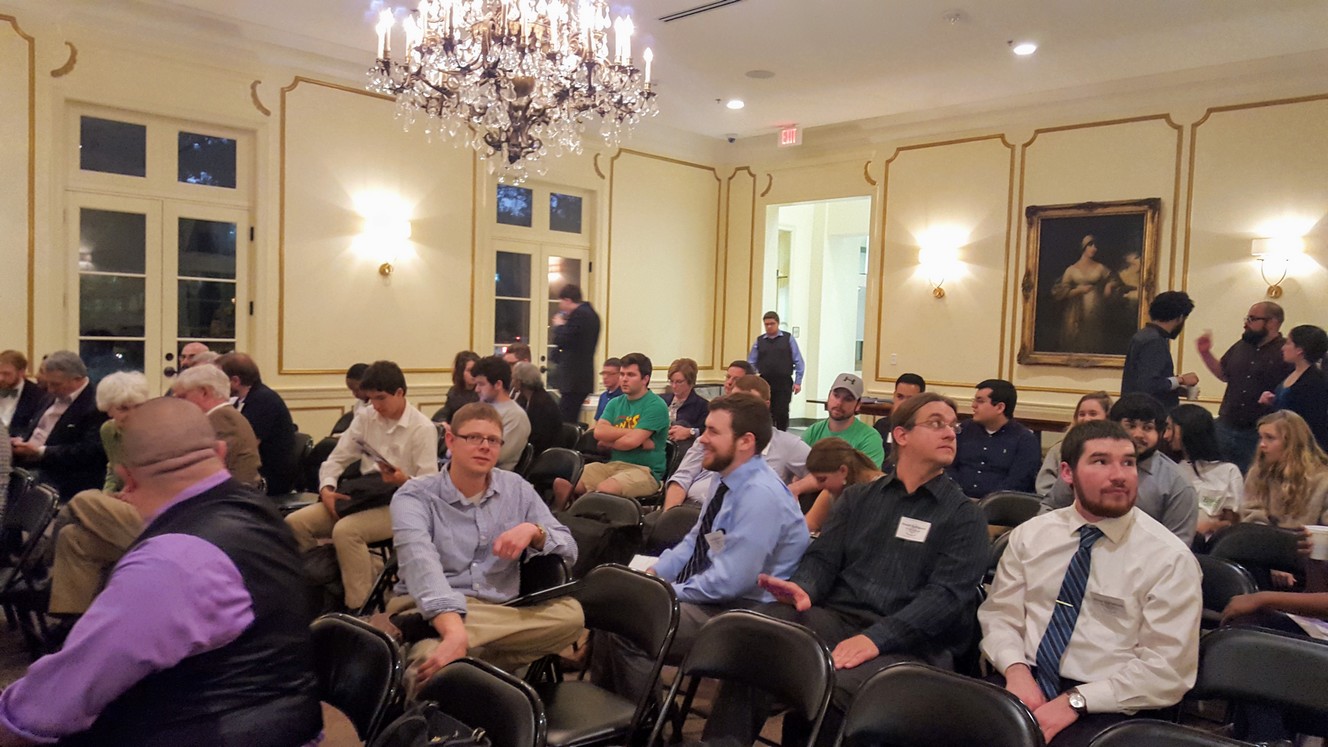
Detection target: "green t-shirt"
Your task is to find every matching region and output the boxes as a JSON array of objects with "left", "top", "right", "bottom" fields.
[
  {"left": 601, "top": 391, "right": 671, "bottom": 479},
  {"left": 801, "top": 418, "right": 886, "bottom": 468}
]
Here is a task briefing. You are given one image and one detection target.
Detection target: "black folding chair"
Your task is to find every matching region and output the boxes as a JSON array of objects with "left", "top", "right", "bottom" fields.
[
  {"left": 977, "top": 491, "right": 1044, "bottom": 529},
  {"left": 643, "top": 503, "right": 700, "bottom": 555},
  {"left": 649, "top": 609, "right": 835, "bottom": 747},
  {"left": 1196, "top": 554, "right": 1258, "bottom": 630},
  {"left": 0, "top": 480, "right": 60, "bottom": 658},
  {"left": 515, "top": 443, "right": 537, "bottom": 477},
  {"left": 835, "top": 662, "right": 1043, "bottom": 747},
  {"left": 984, "top": 530, "right": 1012, "bottom": 586},
  {"left": 1089, "top": 719, "right": 1250, "bottom": 746},
  {"left": 310, "top": 612, "right": 404, "bottom": 744},
  {"left": 527, "top": 448, "right": 584, "bottom": 507},
  {"left": 1191, "top": 625, "right": 1328, "bottom": 739},
  {"left": 419, "top": 658, "right": 547, "bottom": 747},
  {"left": 1210, "top": 523, "right": 1301, "bottom": 590},
  {"left": 271, "top": 432, "right": 318, "bottom": 515},
  {"left": 638, "top": 441, "right": 681, "bottom": 509}
]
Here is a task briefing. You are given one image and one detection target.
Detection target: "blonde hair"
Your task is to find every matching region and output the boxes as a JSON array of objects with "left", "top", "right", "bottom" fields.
[{"left": 1246, "top": 410, "right": 1328, "bottom": 524}]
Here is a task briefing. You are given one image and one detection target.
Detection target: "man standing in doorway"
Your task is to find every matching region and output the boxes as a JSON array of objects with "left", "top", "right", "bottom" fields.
[
  {"left": 551, "top": 284, "right": 601, "bottom": 424},
  {"left": 748, "top": 311, "right": 805, "bottom": 431}
]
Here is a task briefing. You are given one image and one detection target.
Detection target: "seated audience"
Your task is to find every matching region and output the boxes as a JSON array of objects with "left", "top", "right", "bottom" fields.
[
  {"left": 1260, "top": 323, "right": 1328, "bottom": 448},
  {"left": 980, "top": 419, "right": 1202, "bottom": 747},
  {"left": 1164, "top": 403, "right": 1242, "bottom": 546},
  {"left": 723, "top": 359, "right": 756, "bottom": 394},
  {"left": 797, "top": 372, "right": 885, "bottom": 471},
  {"left": 9, "top": 350, "right": 107, "bottom": 500},
  {"left": 873, "top": 372, "right": 926, "bottom": 445},
  {"left": 389, "top": 402, "right": 583, "bottom": 683},
  {"left": 662, "top": 357, "right": 710, "bottom": 446},
  {"left": 0, "top": 349, "right": 49, "bottom": 437},
  {"left": 705, "top": 392, "right": 988, "bottom": 746},
  {"left": 502, "top": 341, "right": 533, "bottom": 399},
  {"left": 173, "top": 364, "right": 263, "bottom": 488},
  {"left": 1044, "top": 393, "right": 1198, "bottom": 546},
  {"left": 344, "top": 362, "right": 371, "bottom": 420},
  {"left": 217, "top": 352, "right": 297, "bottom": 495},
  {"left": 0, "top": 424, "right": 8, "bottom": 503},
  {"left": 1241, "top": 409, "right": 1328, "bottom": 535},
  {"left": 554, "top": 352, "right": 669, "bottom": 508},
  {"left": 287, "top": 360, "right": 439, "bottom": 611},
  {"left": 592, "top": 394, "right": 810, "bottom": 703},
  {"left": 189, "top": 350, "right": 220, "bottom": 367},
  {"left": 1036, "top": 391, "right": 1112, "bottom": 495},
  {"left": 593, "top": 357, "right": 624, "bottom": 420},
  {"left": 0, "top": 398, "right": 321, "bottom": 745},
  {"left": 512, "top": 361, "right": 563, "bottom": 458},
  {"left": 803, "top": 439, "right": 885, "bottom": 533},
  {"left": 472, "top": 356, "right": 531, "bottom": 471},
  {"left": 177, "top": 341, "right": 211, "bottom": 370},
  {"left": 950, "top": 378, "right": 1041, "bottom": 498},
  {"left": 435, "top": 350, "right": 481, "bottom": 424}
]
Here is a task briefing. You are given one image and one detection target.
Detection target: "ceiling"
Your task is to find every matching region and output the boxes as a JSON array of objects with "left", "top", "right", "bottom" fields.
[{"left": 51, "top": 0, "right": 1328, "bottom": 140}]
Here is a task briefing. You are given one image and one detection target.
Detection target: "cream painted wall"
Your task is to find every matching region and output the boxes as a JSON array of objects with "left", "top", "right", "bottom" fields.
[{"left": 1, "top": 17, "right": 31, "bottom": 361}]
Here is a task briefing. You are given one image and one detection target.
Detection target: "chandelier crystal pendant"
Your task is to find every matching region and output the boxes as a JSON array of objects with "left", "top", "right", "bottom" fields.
[{"left": 368, "top": 0, "right": 658, "bottom": 184}]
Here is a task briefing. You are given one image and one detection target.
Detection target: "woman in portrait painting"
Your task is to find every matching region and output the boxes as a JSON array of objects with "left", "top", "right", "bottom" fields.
[{"left": 1050, "top": 234, "right": 1112, "bottom": 351}]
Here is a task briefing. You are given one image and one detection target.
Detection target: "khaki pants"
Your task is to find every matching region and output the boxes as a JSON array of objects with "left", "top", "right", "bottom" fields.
[
  {"left": 580, "top": 461, "right": 660, "bottom": 499},
  {"left": 49, "top": 490, "right": 143, "bottom": 615},
  {"left": 390, "top": 595, "right": 584, "bottom": 692},
  {"left": 285, "top": 503, "right": 392, "bottom": 610}
]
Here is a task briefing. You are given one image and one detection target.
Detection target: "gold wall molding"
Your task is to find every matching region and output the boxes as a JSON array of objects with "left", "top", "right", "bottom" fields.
[
  {"left": 873, "top": 134, "right": 1016, "bottom": 384},
  {"left": 862, "top": 160, "right": 877, "bottom": 186},
  {"left": 606, "top": 149, "right": 725, "bottom": 370},
  {"left": 3, "top": 15, "right": 35, "bottom": 361},
  {"left": 49, "top": 41, "right": 76, "bottom": 77},
  {"left": 277, "top": 76, "right": 458, "bottom": 375},
  {"left": 1011, "top": 113, "right": 1182, "bottom": 381},
  {"left": 593, "top": 152, "right": 605, "bottom": 179},
  {"left": 726, "top": 166, "right": 757, "bottom": 355},
  {"left": 759, "top": 174, "right": 773, "bottom": 197},
  {"left": 249, "top": 80, "right": 271, "bottom": 116}
]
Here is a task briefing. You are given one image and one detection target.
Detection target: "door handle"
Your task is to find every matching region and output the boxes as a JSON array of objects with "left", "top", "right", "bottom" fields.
[
  {"left": 539, "top": 366, "right": 547, "bottom": 373},
  {"left": 163, "top": 366, "right": 178, "bottom": 377}
]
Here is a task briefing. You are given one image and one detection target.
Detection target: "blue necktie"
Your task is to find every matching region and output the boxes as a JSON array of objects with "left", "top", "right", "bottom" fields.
[
  {"left": 1034, "top": 524, "right": 1104, "bottom": 699},
  {"left": 676, "top": 483, "right": 729, "bottom": 583}
]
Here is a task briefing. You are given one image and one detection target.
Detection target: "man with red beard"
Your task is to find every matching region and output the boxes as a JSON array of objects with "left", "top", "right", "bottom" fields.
[{"left": 979, "top": 420, "right": 1202, "bottom": 747}]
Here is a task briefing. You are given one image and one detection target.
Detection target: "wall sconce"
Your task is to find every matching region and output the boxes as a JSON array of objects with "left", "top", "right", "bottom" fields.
[
  {"left": 1251, "top": 236, "right": 1305, "bottom": 298},
  {"left": 353, "top": 192, "right": 413, "bottom": 277},
  {"left": 917, "top": 226, "right": 967, "bottom": 299}
]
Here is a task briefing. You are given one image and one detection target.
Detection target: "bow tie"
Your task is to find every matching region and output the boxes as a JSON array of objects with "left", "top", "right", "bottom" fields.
[{"left": 0, "top": 389, "right": 16, "bottom": 399}]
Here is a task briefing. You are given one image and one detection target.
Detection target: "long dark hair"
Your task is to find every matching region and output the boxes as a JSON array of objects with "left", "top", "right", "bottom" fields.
[
  {"left": 450, "top": 351, "right": 480, "bottom": 391},
  {"left": 1169, "top": 404, "right": 1223, "bottom": 471}
]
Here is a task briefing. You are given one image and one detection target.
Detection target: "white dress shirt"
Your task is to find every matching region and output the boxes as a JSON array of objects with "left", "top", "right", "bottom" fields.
[
  {"left": 0, "top": 379, "right": 24, "bottom": 428},
  {"left": 29, "top": 380, "right": 90, "bottom": 452},
  {"left": 979, "top": 504, "right": 1202, "bottom": 714},
  {"left": 318, "top": 402, "right": 439, "bottom": 491}
]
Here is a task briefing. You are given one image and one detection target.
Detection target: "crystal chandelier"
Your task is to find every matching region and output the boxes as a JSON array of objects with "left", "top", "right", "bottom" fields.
[{"left": 368, "top": 0, "right": 658, "bottom": 184}]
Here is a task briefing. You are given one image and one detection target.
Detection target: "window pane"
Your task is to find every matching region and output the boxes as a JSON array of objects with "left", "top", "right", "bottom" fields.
[
  {"left": 495, "top": 251, "right": 531, "bottom": 298},
  {"left": 496, "top": 185, "right": 533, "bottom": 227},
  {"left": 80, "top": 340, "right": 145, "bottom": 384},
  {"left": 79, "top": 275, "right": 145, "bottom": 337},
  {"left": 550, "top": 193, "right": 583, "bottom": 234},
  {"left": 494, "top": 300, "right": 530, "bottom": 347},
  {"left": 178, "top": 132, "right": 237, "bottom": 188},
  {"left": 546, "top": 256, "right": 582, "bottom": 300},
  {"left": 80, "top": 116, "right": 146, "bottom": 177},
  {"left": 178, "top": 280, "right": 237, "bottom": 339},
  {"left": 178, "top": 218, "right": 237, "bottom": 279},
  {"left": 80, "top": 208, "right": 146, "bottom": 274}
]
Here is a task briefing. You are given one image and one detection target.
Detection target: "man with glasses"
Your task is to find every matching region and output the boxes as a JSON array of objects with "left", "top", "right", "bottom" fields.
[
  {"left": 706, "top": 392, "right": 989, "bottom": 746},
  {"left": 950, "top": 378, "right": 1041, "bottom": 498},
  {"left": 390, "top": 402, "right": 582, "bottom": 687},
  {"left": 1194, "top": 301, "right": 1292, "bottom": 472}
]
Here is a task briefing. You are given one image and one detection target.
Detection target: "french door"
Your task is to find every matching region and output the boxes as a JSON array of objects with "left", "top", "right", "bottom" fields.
[{"left": 492, "top": 238, "right": 591, "bottom": 391}]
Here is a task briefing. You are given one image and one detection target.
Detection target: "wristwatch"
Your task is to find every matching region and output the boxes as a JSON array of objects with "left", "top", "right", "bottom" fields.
[
  {"left": 1066, "top": 688, "right": 1087, "bottom": 715},
  {"left": 690, "top": 427, "right": 700, "bottom": 438}
]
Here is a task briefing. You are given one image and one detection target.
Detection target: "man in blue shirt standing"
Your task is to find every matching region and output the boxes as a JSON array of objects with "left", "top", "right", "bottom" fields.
[
  {"left": 748, "top": 311, "right": 805, "bottom": 431},
  {"left": 950, "top": 378, "right": 1041, "bottom": 498},
  {"left": 591, "top": 393, "right": 810, "bottom": 703}
]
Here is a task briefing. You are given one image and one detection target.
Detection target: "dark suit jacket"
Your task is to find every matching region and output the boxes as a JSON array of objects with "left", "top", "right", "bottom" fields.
[
  {"left": 1121, "top": 323, "right": 1180, "bottom": 411},
  {"left": 551, "top": 302, "right": 601, "bottom": 395},
  {"left": 1282, "top": 366, "right": 1328, "bottom": 448},
  {"left": 238, "top": 383, "right": 297, "bottom": 495},
  {"left": 27, "top": 383, "right": 108, "bottom": 499},
  {"left": 9, "top": 379, "right": 50, "bottom": 440}
]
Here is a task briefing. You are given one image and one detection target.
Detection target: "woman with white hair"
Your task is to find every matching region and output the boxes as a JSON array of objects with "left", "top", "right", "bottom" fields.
[{"left": 94, "top": 371, "right": 152, "bottom": 493}]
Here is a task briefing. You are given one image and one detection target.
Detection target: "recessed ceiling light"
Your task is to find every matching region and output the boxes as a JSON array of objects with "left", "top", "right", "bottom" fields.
[
  {"left": 726, "top": 99, "right": 745, "bottom": 110},
  {"left": 1011, "top": 41, "right": 1037, "bottom": 56},
  {"left": 745, "top": 70, "right": 775, "bottom": 80}
]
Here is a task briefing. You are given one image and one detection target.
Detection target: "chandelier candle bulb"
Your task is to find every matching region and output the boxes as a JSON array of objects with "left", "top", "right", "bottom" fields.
[
  {"left": 375, "top": 8, "right": 394, "bottom": 60},
  {"left": 643, "top": 47, "right": 652, "bottom": 85}
]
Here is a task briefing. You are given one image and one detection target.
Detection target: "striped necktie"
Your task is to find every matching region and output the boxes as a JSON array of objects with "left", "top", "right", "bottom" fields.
[
  {"left": 676, "top": 483, "right": 730, "bottom": 583},
  {"left": 1034, "top": 524, "right": 1104, "bottom": 699}
]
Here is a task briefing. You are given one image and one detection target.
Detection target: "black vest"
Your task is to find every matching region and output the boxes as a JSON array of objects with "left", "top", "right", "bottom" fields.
[
  {"left": 756, "top": 333, "right": 794, "bottom": 380},
  {"left": 63, "top": 479, "right": 322, "bottom": 747}
]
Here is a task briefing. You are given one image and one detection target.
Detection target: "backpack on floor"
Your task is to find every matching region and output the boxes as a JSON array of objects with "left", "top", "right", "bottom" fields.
[{"left": 369, "top": 701, "right": 491, "bottom": 747}]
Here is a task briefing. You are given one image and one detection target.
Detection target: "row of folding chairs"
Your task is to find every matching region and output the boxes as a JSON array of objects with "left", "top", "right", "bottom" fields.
[{"left": 0, "top": 467, "right": 61, "bottom": 658}]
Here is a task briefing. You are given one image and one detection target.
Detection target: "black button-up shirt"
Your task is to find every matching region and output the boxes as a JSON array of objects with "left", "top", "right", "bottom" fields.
[{"left": 1219, "top": 335, "right": 1292, "bottom": 428}]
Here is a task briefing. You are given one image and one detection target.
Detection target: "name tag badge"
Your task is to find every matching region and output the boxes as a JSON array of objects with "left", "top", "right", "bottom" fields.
[
  {"left": 895, "top": 517, "right": 932, "bottom": 543},
  {"left": 1197, "top": 491, "right": 1225, "bottom": 516},
  {"left": 1090, "top": 592, "right": 1127, "bottom": 616},
  {"left": 705, "top": 530, "right": 726, "bottom": 554}
]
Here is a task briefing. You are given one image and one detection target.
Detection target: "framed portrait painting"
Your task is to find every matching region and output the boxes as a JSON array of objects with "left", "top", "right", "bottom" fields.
[{"left": 1018, "top": 198, "right": 1161, "bottom": 368}]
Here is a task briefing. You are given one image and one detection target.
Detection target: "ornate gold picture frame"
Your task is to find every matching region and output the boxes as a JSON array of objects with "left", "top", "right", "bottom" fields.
[{"left": 1018, "top": 198, "right": 1161, "bottom": 368}]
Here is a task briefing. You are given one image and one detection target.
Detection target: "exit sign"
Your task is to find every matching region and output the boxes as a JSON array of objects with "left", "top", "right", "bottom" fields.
[{"left": 778, "top": 125, "right": 801, "bottom": 147}]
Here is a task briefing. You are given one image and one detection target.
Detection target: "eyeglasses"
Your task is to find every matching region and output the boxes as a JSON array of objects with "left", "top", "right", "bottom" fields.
[
  {"left": 454, "top": 433, "right": 505, "bottom": 448},
  {"left": 1244, "top": 316, "right": 1270, "bottom": 323},
  {"left": 910, "top": 420, "right": 962, "bottom": 435}
]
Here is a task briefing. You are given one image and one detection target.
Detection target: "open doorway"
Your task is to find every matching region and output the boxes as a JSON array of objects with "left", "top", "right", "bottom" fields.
[{"left": 761, "top": 196, "right": 871, "bottom": 426}]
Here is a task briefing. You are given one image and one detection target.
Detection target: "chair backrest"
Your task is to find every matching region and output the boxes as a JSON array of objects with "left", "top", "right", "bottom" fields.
[
  {"left": 1210, "top": 523, "right": 1301, "bottom": 576},
  {"left": 643, "top": 504, "right": 701, "bottom": 555},
  {"left": 567, "top": 491, "right": 642, "bottom": 527},
  {"left": 837, "top": 662, "right": 1043, "bottom": 747},
  {"left": 0, "top": 480, "right": 59, "bottom": 591},
  {"left": 1088, "top": 719, "right": 1250, "bottom": 746},
  {"left": 519, "top": 554, "right": 570, "bottom": 596},
  {"left": 661, "top": 440, "right": 683, "bottom": 481},
  {"left": 4, "top": 467, "right": 34, "bottom": 510},
  {"left": 985, "top": 530, "right": 1012, "bottom": 585},
  {"left": 977, "top": 491, "right": 1043, "bottom": 528},
  {"left": 310, "top": 612, "right": 404, "bottom": 741},
  {"left": 1193, "top": 625, "right": 1328, "bottom": 719},
  {"left": 1196, "top": 554, "right": 1258, "bottom": 627},
  {"left": 291, "top": 431, "right": 315, "bottom": 492},
  {"left": 659, "top": 610, "right": 834, "bottom": 747},
  {"left": 526, "top": 448, "right": 584, "bottom": 504},
  {"left": 330, "top": 410, "right": 356, "bottom": 436},
  {"left": 418, "top": 658, "right": 546, "bottom": 747},
  {"left": 557, "top": 422, "right": 582, "bottom": 450},
  {"left": 514, "top": 443, "right": 536, "bottom": 476}
]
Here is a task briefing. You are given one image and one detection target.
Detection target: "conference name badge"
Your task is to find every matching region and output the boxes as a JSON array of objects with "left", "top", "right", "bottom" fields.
[
  {"left": 705, "top": 530, "right": 726, "bottom": 554},
  {"left": 895, "top": 517, "right": 931, "bottom": 543}
]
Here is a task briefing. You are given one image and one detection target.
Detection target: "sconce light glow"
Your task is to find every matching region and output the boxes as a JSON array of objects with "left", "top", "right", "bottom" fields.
[
  {"left": 917, "top": 225, "right": 970, "bottom": 299},
  {"left": 1011, "top": 41, "right": 1037, "bottom": 56},
  {"left": 726, "top": 99, "right": 745, "bottom": 110},
  {"left": 353, "top": 191, "right": 413, "bottom": 277}
]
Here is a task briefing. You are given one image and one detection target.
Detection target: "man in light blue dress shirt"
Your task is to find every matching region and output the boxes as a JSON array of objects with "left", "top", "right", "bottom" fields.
[{"left": 591, "top": 393, "right": 810, "bottom": 703}]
